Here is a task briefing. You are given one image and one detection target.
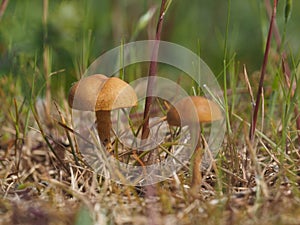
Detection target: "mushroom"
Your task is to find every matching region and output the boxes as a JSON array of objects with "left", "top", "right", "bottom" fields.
[
  {"left": 68, "top": 74, "right": 138, "bottom": 150},
  {"left": 166, "top": 96, "right": 223, "bottom": 194}
]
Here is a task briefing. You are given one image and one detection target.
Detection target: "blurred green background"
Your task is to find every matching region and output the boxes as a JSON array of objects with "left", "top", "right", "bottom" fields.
[{"left": 0, "top": 0, "right": 299, "bottom": 100}]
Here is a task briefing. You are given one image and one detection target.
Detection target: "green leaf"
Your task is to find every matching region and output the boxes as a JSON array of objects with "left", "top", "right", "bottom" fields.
[
  {"left": 131, "top": 6, "right": 157, "bottom": 40},
  {"left": 163, "top": 0, "right": 173, "bottom": 15},
  {"left": 284, "top": 0, "right": 292, "bottom": 23}
]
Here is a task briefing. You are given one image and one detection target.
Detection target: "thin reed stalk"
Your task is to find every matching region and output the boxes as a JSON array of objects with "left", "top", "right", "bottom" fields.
[{"left": 249, "top": 0, "right": 278, "bottom": 141}]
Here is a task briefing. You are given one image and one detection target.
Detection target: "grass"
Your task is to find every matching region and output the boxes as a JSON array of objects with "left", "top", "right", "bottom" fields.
[{"left": 1, "top": 0, "right": 300, "bottom": 225}]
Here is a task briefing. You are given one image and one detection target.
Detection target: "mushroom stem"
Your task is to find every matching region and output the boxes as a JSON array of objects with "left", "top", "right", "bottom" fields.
[
  {"left": 96, "top": 110, "right": 112, "bottom": 150},
  {"left": 190, "top": 136, "right": 203, "bottom": 195}
]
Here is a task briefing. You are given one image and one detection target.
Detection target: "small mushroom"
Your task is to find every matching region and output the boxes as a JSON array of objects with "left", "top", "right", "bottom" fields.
[
  {"left": 68, "top": 74, "right": 138, "bottom": 150},
  {"left": 166, "top": 96, "right": 223, "bottom": 194}
]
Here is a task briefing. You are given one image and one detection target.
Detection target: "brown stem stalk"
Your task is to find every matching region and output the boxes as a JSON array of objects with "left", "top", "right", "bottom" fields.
[
  {"left": 0, "top": 0, "right": 9, "bottom": 20},
  {"left": 190, "top": 136, "right": 203, "bottom": 196},
  {"left": 265, "top": 0, "right": 300, "bottom": 147},
  {"left": 96, "top": 110, "right": 112, "bottom": 151},
  {"left": 249, "top": 0, "right": 278, "bottom": 141},
  {"left": 142, "top": 1, "right": 170, "bottom": 216},
  {"left": 141, "top": 0, "right": 167, "bottom": 141}
]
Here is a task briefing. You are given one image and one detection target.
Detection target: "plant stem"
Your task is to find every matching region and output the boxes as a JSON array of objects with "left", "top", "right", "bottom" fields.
[
  {"left": 0, "top": 0, "right": 9, "bottom": 20},
  {"left": 141, "top": 0, "right": 167, "bottom": 141},
  {"left": 43, "top": 0, "right": 51, "bottom": 125},
  {"left": 190, "top": 135, "right": 203, "bottom": 196},
  {"left": 141, "top": 0, "right": 170, "bottom": 213},
  {"left": 223, "top": 0, "right": 232, "bottom": 134},
  {"left": 265, "top": 0, "right": 300, "bottom": 147},
  {"left": 249, "top": 0, "right": 278, "bottom": 141}
]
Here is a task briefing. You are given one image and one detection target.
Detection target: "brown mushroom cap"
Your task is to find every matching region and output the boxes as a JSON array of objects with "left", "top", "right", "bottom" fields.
[
  {"left": 166, "top": 96, "right": 223, "bottom": 126},
  {"left": 68, "top": 74, "right": 137, "bottom": 111}
]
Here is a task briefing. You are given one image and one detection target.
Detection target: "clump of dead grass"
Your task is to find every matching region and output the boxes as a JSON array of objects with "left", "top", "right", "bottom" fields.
[{"left": 0, "top": 87, "right": 300, "bottom": 225}]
